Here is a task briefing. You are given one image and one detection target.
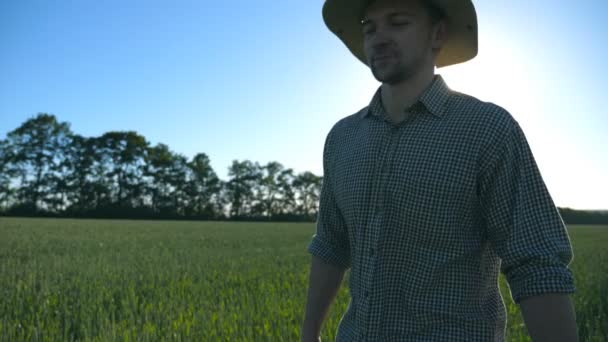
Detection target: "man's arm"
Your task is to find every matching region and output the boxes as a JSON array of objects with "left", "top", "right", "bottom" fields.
[
  {"left": 477, "top": 119, "right": 578, "bottom": 334},
  {"left": 520, "top": 293, "right": 578, "bottom": 342},
  {"left": 301, "top": 256, "right": 346, "bottom": 342}
]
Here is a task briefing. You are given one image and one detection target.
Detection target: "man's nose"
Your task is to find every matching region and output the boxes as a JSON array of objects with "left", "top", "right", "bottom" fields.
[
  {"left": 368, "top": 32, "right": 393, "bottom": 52},
  {"left": 366, "top": 26, "right": 393, "bottom": 49}
]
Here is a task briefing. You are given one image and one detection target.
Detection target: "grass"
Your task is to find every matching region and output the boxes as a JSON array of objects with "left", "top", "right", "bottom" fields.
[{"left": 0, "top": 217, "right": 606, "bottom": 341}]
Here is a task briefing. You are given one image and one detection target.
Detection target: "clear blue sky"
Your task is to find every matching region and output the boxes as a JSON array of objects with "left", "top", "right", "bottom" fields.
[{"left": 1, "top": 0, "right": 606, "bottom": 210}]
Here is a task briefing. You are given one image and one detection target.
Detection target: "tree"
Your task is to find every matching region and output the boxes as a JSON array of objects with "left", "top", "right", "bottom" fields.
[
  {"left": 97, "top": 131, "right": 149, "bottom": 209},
  {"left": 276, "top": 168, "right": 296, "bottom": 217},
  {"left": 145, "top": 143, "right": 191, "bottom": 217},
  {"left": 2, "top": 113, "right": 326, "bottom": 221},
  {"left": 165, "top": 153, "right": 190, "bottom": 217},
  {"left": 255, "top": 162, "right": 283, "bottom": 218},
  {"left": 226, "top": 160, "right": 261, "bottom": 218},
  {"left": 85, "top": 137, "right": 114, "bottom": 212},
  {"left": 255, "top": 162, "right": 298, "bottom": 219},
  {"left": 0, "top": 139, "right": 17, "bottom": 211},
  {"left": 60, "top": 134, "right": 100, "bottom": 214},
  {"left": 293, "top": 171, "right": 322, "bottom": 219},
  {"left": 146, "top": 143, "right": 175, "bottom": 215},
  {"left": 6, "top": 113, "right": 72, "bottom": 213},
  {"left": 185, "top": 153, "right": 221, "bottom": 218}
]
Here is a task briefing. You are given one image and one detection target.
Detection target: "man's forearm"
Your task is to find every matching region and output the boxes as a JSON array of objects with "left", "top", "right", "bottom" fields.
[
  {"left": 301, "top": 256, "right": 346, "bottom": 342},
  {"left": 520, "top": 293, "right": 578, "bottom": 342}
]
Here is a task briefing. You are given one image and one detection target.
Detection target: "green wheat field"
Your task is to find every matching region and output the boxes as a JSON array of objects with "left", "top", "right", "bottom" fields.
[{"left": 0, "top": 218, "right": 606, "bottom": 341}]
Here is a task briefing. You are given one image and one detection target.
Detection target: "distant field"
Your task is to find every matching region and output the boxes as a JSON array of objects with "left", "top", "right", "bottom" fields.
[{"left": 0, "top": 218, "right": 606, "bottom": 341}]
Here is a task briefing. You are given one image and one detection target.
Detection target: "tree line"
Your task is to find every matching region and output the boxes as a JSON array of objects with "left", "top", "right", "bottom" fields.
[
  {"left": 0, "top": 113, "right": 322, "bottom": 221},
  {"left": 1, "top": 113, "right": 606, "bottom": 224}
]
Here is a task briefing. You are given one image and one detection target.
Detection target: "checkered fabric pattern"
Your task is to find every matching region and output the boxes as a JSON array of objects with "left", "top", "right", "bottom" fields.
[{"left": 307, "top": 75, "right": 576, "bottom": 341}]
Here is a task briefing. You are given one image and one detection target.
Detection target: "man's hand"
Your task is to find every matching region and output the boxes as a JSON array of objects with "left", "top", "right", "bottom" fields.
[{"left": 520, "top": 293, "right": 578, "bottom": 341}]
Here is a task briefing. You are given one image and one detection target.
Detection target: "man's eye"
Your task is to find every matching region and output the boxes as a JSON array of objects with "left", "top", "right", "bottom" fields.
[
  {"left": 391, "top": 21, "right": 410, "bottom": 26},
  {"left": 362, "top": 26, "right": 375, "bottom": 35}
]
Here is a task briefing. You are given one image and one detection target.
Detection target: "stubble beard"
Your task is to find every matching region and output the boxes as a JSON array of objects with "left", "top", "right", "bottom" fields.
[
  {"left": 370, "top": 57, "right": 417, "bottom": 85},
  {"left": 371, "top": 63, "right": 410, "bottom": 85},
  {"left": 370, "top": 47, "right": 432, "bottom": 85}
]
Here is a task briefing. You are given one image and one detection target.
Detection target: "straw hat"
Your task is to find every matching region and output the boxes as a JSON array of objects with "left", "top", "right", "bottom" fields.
[{"left": 322, "top": 0, "right": 478, "bottom": 68}]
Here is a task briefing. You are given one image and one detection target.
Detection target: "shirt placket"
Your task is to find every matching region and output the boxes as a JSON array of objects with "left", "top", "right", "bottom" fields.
[{"left": 359, "top": 117, "right": 404, "bottom": 340}]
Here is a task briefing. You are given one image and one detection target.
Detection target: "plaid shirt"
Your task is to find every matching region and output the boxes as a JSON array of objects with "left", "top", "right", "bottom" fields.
[{"left": 307, "top": 75, "right": 576, "bottom": 341}]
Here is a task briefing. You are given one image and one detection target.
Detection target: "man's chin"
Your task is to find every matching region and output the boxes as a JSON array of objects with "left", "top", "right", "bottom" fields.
[
  {"left": 371, "top": 67, "right": 388, "bottom": 81},
  {"left": 371, "top": 69, "right": 405, "bottom": 85}
]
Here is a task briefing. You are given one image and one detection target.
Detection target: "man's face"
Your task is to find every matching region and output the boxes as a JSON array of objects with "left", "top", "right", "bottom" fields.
[{"left": 362, "top": 0, "right": 443, "bottom": 84}]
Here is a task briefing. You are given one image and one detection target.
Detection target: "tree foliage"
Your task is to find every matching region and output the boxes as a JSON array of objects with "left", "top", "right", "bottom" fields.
[
  {"left": 0, "top": 113, "right": 323, "bottom": 221},
  {"left": 6, "top": 113, "right": 72, "bottom": 213}
]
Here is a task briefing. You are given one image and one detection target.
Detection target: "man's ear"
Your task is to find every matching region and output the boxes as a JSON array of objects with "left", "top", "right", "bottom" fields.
[{"left": 431, "top": 19, "right": 447, "bottom": 50}]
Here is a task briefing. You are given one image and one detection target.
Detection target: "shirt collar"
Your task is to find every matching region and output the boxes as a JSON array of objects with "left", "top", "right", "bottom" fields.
[{"left": 361, "top": 74, "right": 451, "bottom": 119}]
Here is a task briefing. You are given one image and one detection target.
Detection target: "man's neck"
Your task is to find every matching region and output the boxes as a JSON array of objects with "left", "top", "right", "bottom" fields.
[{"left": 380, "top": 69, "right": 435, "bottom": 124}]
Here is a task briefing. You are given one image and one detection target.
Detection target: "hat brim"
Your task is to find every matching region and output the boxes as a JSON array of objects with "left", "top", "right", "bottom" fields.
[{"left": 322, "top": 0, "right": 478, "bottom": 68}]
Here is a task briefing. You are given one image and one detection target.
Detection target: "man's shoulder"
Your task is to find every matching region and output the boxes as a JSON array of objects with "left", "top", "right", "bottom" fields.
[
  {"left": 446, "top": 90, "right": 520, "bottom": 135},
  {"left": 326, "top": 106, "right": 369, "bottom": 138}
]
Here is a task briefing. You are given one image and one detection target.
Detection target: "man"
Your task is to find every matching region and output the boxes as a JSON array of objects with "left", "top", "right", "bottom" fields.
[{"left": 301, "top": 0, "right": 578, "bottom": 341}]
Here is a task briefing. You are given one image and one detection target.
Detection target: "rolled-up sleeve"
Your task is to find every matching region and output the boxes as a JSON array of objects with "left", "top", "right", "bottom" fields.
[
  {"left": 307, "top": 127, "right": 351, "bottom": 269},
  {"left": 478, "top": 119, "right": 576, "bottom": 304}
]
